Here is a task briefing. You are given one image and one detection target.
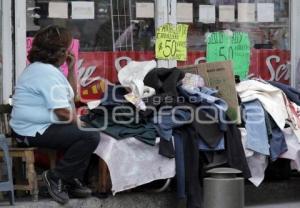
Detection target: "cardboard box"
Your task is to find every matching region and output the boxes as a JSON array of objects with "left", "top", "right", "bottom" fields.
[{"left": 179, "top": 61, "right": 240, "bottom": 122}]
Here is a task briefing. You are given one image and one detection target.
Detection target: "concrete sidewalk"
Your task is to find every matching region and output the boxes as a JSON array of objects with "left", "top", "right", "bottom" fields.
[
  {"left": 2, "top": 177, "right": 300, "bottom": 208},
  {"left": 2, "top": 193, "right": 300, "bottom": 208},
  {"left": 1, "top": 193, "right": 175, "bottom": 208}
]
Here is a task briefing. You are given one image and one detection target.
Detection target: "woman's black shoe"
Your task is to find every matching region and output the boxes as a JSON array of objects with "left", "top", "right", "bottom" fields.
[
  {"left": 65, "top": 178, "right": 92, "bottom": 198},
  {"left": 42, "top": 170, "right": 69, "bottom": 204}
]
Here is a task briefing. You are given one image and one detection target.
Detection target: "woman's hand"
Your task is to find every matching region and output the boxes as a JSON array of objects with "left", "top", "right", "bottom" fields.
[
  {"left": 66, "top": 52, "right": 75, "bottom": 71},
  {"left": 66, "top": 52, "right": 78, "bottom": 97},
  {"left": 54, "top": 108, "right": 76, "bottom": 123}
]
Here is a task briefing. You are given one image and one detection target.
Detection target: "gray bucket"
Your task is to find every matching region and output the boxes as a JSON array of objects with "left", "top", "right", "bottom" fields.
[{"left": 204, "top": 168, "right": 244, "bottom": 208}]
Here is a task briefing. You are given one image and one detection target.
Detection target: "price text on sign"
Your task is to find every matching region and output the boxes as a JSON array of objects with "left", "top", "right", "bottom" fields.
[
  {"left": 155, "top": 24, "right": 189, "bottom": 61},
  {"left": 207, "top": 32, "right": 250, "bottom": 80}
]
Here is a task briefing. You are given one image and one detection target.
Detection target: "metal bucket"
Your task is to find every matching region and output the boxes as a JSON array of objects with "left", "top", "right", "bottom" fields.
[{"left": 204, "top": 168, "right": 244, "bottom": 208}]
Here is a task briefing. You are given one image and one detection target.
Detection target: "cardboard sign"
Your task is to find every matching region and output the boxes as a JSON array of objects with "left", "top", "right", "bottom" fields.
[
  {"left": 179, "top": 61, "right": 239, "bottom": 122},
  {"left": 207, "top": 31, "right": 250, "bottom": 80},
  {"left": 155, "top": 23, "right": 189, "bottom": 61},
  {"left": 26, "top": 37, "right": 80, "bottom": 77}
]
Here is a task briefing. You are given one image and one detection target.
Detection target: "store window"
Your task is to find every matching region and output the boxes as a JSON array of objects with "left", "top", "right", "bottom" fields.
[
  {"left": 176, "top": 0, "right": 290, "bottom": 83},
  {"left": 26, "top": 0, "right": 156, "bottom": 101},
  {"left": 25, "top": 0, "right": 291, "bottom": 101},
  {"left": 177, "top": 0, "right": 289, "bottom": 50},
  {"left": 26, "top": 0, "right": 155, "bottom": 52}
]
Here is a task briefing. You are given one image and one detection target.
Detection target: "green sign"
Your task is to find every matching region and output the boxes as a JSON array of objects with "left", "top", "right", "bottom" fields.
[
  {"left": 206, "top": 32, "right": 251, "bottom": 80},
  {"left": 155, "top": 24, "right": 189, "bottom": 61}
]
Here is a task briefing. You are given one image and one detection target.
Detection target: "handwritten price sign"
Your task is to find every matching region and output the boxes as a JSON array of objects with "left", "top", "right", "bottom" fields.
[
  {"left": 206, "top": 32, "right": 250, "bottom": 80},
  {"left": 155, "top": 24, "right": 189, "bottom": 61}
]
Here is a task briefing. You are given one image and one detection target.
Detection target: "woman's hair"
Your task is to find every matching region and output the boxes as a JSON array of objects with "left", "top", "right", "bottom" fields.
[{"left": 28, "top": 25, "right": 72, "bottom": 65}]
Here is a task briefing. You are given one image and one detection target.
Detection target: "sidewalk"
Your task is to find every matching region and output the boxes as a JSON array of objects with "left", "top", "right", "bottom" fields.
[
  {"left": 1, "top": 177, "right": 300, "bottom": 208},
  {"left": 2, "top": 193, "right": 300, "bottom": 208},
  {"left": 1, "top": 192, "right": 175, "bottom": 208}
]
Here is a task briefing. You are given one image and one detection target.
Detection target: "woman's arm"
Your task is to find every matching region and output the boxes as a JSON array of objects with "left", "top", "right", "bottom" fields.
[
  {"left": 66, "top": 52, "right": 78, "bottom": 101},
  {"left": 54, "top": 108, "right": 77, "bottom": 123}
]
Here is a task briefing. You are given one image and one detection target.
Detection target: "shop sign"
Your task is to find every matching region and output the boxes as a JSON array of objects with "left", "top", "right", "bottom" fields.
[
  {"left": 78, "top": 49, "right": 290, "bottom": 101},
  {"left": 155, "top": 23, "right": 189, "bottom": 61},
  {"left": 206, "top": 31, "right": 251, "bottom": 80},
  {"left": 249, "top": 49, "right": 290, "bottom": 84}
]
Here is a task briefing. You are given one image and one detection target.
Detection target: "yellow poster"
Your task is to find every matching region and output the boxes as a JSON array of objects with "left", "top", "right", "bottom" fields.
[{"left": 155, "top": 23, "right": 189, "bottom": 61}]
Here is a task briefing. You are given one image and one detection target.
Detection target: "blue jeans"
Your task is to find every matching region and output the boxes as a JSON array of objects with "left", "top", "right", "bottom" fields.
[
  {"left": 153, "top": 108, "right": 192, "bottom": 141},
  {"left": 198, "top": 136, "right": 225, "bottom": 151},
  {"left": 243, "top": 100, "right": 270, "bottom": 155},
  {"left": 178, "top": 86, "right": 228, "bottom": 131},
  {"left": 270, "top": 126, "right": 288, "bottom": 161}
]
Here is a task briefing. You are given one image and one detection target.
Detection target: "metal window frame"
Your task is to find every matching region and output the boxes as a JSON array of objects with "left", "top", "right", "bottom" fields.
[
  {"left": 110, "top": 0, "right": 134, "bottom": 51},
  {"left": 2, "top": 0, "right": 13, "bottom": 103},
  {"left": 14, "top": 0, "right": 26, "bottom": 83},
  {"left": 155, "top": 0, "right": 177, "bottom": 68},
  {"left": 290, "top": 0, "right": 300, "bottom": 87}
]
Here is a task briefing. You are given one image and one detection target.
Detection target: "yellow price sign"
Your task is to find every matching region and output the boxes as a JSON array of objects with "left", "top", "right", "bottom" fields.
[{"left": 155, "top": 24, "right": 189, "bottom": 61}]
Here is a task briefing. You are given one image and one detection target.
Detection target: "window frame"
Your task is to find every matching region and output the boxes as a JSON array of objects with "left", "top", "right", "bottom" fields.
[{"left": 1, "top": 0, "right": 13, "bottom": 103}]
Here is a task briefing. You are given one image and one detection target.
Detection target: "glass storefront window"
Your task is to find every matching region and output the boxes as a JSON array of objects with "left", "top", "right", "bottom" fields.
[
  {"left": 25, "top": 0, "right": 291, "bottom": 100},
  {"left": 176, "top": 0, "right": 290, "bottom": 84},
  {"left": 177, "top": 0, "right": 290, "bottom": 51},
  {"left": 26, "top": 0, "right": 156, "bottom": 101},
  {"left": 26, "top": 0, "right": 155, "bottom": 52}
]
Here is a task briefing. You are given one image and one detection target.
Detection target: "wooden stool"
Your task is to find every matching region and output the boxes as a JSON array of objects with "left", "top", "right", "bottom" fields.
[
  {"left": 0, "top": 147, "right": 39, "bottom": 201},
  {"left": 98, "top": 158, "right": 111, "bottom": 193},
  {"left": 0, "top": 104, "right": 39, "bottom": 201},
  {"left": 47, "top": 150, "right": 57, "bottom": 169},
  {"left": 40, "top": 149, "right": 57, "bottom": 169},
  {"left": 0, "top": 134, "right": 15, "bottom": 205}
]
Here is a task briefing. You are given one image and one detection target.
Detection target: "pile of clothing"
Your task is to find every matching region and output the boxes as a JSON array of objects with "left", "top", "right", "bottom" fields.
[
  {"left": 82, "top": 60, "right": 250, "bottom": 208},
  {"left": 237, "top": 79, "right": 300, "bottom": 186}
]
